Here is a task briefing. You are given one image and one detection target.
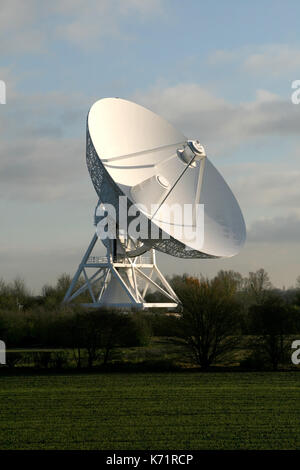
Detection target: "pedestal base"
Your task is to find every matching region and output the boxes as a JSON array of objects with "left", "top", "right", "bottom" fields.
[{"left": 63, "top": 234, "right": 180, "bottom": 310}]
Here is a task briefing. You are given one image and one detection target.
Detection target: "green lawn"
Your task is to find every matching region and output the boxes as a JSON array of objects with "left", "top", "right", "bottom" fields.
[{"left": 0, "top": 372, "right": 299, "bottom": 450}]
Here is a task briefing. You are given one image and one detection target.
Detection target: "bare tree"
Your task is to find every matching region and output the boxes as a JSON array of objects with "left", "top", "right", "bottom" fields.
[
  {"left": 245, "top": 268, "right": 272, "bottom": 304},
  {"left": 214, "top": 270, "right": 244, "bottom": 294},
  {"left": 248, "top": 294, "right": 293, "bottom": 370},
  {"left": 176, "top": 276, "right": 241, "bottom": 370},
  {"left": 68, "top": 310, "right": 142, "bottom": 368}
]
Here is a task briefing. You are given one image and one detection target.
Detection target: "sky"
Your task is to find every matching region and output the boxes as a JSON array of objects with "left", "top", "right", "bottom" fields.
[{"left": 1, "top": 0, "right": 300, "bottom": 292}]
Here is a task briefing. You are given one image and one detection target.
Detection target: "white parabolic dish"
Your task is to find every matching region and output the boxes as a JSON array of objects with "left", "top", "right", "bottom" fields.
[{"left": 86, "top": 97, "right": 246, "bottom": 259}]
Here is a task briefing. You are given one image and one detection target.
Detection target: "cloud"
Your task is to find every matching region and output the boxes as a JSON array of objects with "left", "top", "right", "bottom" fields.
[
  {"left": 0, "top": 0, "right": 46, "bottom": 53},
  {"left": 0, "top": 0, "right": 165, "bottom": 54},
  {"left": 134, "top": 83, "right": 300, "bottom": 242},
  {"left": 208, "top": 44, "right": 300, "bottom": 77},
  {"left": 0, "top": 88, "right": 95, "bottom": 202},
  {"left": 54, "top": 0, "right": 164, "bottom": 47},
  {"left": 1, "top": 88, "right": 91, "bottom": 138},
  {"left": 0, "top": 137, "right": 92, "bottom": 202},
  {"left": 248, "top": 214, "right": 300, "bottom": 243},
  {"left": 134, "top": 83, "right": 300, "bottom": 154},
  {"left": 207, "top": 49, "right": 238, "bottom": 65},
  {"left": 224, "top": 161, "right": 300, "bottom": 212},
  {"left": 2, "top": 79, "right": 299, "bottom": 205},
  {"left": 244, "top": 45, "right": 300, "bottom": 76}
]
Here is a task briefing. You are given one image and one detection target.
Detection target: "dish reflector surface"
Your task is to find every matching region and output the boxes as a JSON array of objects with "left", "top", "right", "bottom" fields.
[{"left": 87, "top": 98, "right": 246, "bottom": 258}]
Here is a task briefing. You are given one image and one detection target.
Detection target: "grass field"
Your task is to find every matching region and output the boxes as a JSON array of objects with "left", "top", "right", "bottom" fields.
[{"left": 0, "top": 372, "right": 299, "bottom": 450}]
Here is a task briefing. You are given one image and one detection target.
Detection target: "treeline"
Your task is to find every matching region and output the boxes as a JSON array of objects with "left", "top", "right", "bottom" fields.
[
  {"left": 0, "top": 269, "right": 300, "bottom": 371},
  {"left": 172, "top": 271, "right": 300, "bottom": 371},
  {"left": 0, "top": 307, "right": 151, "bottom": 368}
]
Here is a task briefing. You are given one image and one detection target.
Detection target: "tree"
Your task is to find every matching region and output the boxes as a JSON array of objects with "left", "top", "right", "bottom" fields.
[
  {"left": 0, "top": 277, "right": 31, "bottom": 310},
  {"left": 42, "top": 274, "right": 89, "bottom": 308},
  {"left": 67, "top": 309, "right": 151, "bottom": 368},
  {"left": 92, "top": 311, "right": 151, "bottom": 365},
  {"left": 42, "top": 274, "right": 72, "bottom": 307},
  {"left": 248, "top": 293, "right": 294, "bottom": 370},
  {"left": 77, "top": 310, "right": 103, "bottom": 368},
  {"left": 175, "top": 276, "right": 241, "bottom": 370},
  {"left": 214, "top": 270, "right": 244, "bottom": 294},
  {"left": 245, "top": 268, "right": 272, "bottom": 304},
  {"left": 66, "top": 309, "right": 86, "bottom": 368}
]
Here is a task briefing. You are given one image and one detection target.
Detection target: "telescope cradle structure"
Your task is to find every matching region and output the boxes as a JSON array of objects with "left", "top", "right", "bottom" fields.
[
  {"left": 63, "top": 232, "right": 179, "bottom": 309},
  {"left": 63, "top": 98, "right": 246, "bottom": 310}
]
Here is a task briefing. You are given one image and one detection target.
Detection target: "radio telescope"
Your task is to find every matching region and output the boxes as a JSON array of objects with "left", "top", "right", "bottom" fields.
[{"left": 63, "top": 98, "right": 246, "bottom": 309}]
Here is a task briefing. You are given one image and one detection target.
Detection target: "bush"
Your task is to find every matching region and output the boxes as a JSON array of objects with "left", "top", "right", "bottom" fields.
[
  {"left": 120, "top": 313, "right": 152, "bottom": 347},
  {"left": 51, "top": 351, "right": 68, "bottom": 369},
  {"left": 240, "top": 351, "right": 266, "bottom": 370},
  {"left": 33, "top": 351, "right": 52, "bottom": 369},
  {"left": 147, "top": 314, "right": 181, "bottom": 337},
  {"left": 139, "top": 359, "right": 179, "bottom": 372},
  {"left": 5, "top": 352, "right": 23, "bottom": 368},
  {"left": 175, "top": 276, "right": 241, "bottom": 369},
  {"left": 248, "top": 294, "right": 295, "bottom": 370}
]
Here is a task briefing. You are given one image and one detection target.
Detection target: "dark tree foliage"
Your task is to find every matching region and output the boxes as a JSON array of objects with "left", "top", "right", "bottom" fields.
[
  {"left": 245, "top": 268, "right": 272, "bottom": 304},
  {"left": 175, "top": 275, "right": 241, "bottom": 370},
  {"left": 1, "top": 269, "right": 300, "bottom": 371},
  {"left": 65, "top": 309, "right": 151, "bottom": 367},
  {"left": 147, "top": 313, "right": 181, "bottom": 337},
  {"left": 248, "top": 293, "right": 297, "bottom": 370},
  {"left": 41, "top": 274, "right": 89, "bottom": 308},
  {"left": 0, "top": 277, "right": 31, "bottom": 310}
]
